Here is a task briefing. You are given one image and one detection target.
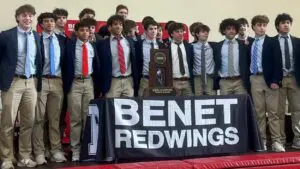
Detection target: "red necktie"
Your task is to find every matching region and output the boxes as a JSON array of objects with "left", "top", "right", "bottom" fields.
[
  {"left": 117, "top": 37, "right": 126, "bottom": 74},
  {"left": 82, "top": 43, "right": 88, "bottom": 76}
]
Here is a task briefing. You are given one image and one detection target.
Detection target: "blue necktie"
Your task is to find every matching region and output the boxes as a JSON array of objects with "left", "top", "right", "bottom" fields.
[
  {"left": 49, "top": 35, "right": 55, "bottom": 75},
  {"left": 251, "top": 38, "right": 259, "bottom": 74},
  {"left": 24, "top": 32, "right": 31, "bottom": 78},
  {"left": 282, "top": 35, "right": 291, "bottom": 70}
]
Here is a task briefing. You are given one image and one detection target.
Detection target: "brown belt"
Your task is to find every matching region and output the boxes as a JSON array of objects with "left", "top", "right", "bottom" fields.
[
  {"left": 173, "top": 77, "right": 189, "bottom": 81},
  {"left": 221, "top": 76, "right": 241, "bottom": 80}
]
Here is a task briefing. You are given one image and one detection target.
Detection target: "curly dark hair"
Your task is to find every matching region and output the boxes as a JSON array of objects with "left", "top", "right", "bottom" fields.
[
  {"left": 219, "top": 18, "right": 239, "bottom": 35},
  {"left": 37, "top": 12, "right": 57, "bottom": 26}
]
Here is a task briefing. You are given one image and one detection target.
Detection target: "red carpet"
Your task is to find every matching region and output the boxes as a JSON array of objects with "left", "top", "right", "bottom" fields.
[{"left": 60, "top": 152, "right": 300, "bottom": 169}]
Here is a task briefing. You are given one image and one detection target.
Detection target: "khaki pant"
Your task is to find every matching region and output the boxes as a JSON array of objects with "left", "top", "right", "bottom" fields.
[
  {"left": 194, "top": 75, "right": 216, "bottom": 96},
  {"left": 106, "top": 77, "right": 134, "bottom": 98},
  {"left": 278, "top": 75, "right": 300, "bottom": 143},
  {"left": 219, "top": 78, "right": 246, "bottom": 95},
  {"left": 173, "top": 80, "right": 193, "bottom": 96},
  {"left": 67, "top": 78, "right": 94, "bottom": 153},
  {"left": 33, "top": 78, "right": 63, "bottom": 156},
  {"left": 138, "top": 78, "right": 149, "bottom": 97},
  {"left": 0, "top": 77, "right": 37, "bottom": 161},
  {"left": 250, "top": 75, "right": 280, "bottom": 143}
]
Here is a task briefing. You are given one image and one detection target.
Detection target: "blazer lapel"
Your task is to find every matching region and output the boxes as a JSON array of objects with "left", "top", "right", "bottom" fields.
[{"left": 11, "top": 27, "right": 18, "bottom": 61}]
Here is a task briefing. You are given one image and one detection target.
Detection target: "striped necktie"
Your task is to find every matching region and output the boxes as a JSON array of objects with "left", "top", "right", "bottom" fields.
[
  {"left": 227, "top": 40, "right": 234, "bottom": 77},
  {"left": 251, "top": 38, "right": 259, "bottom": 74}
]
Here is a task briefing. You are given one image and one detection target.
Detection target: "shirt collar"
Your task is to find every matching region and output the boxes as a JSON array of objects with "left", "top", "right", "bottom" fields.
[
  {"left": 76, "top": 38, "right": 89, "bottom": 46},
  {"left": 196, "top": 41, "right": 208, "bottom": 46},
  {"left": 224, "top": 38, "right": 237, "bottom": 44},
  {"left": 145, "top": 38, "right": 156, "bottom": 44},
  {"left": 17, "top": 26, "right": 33, "bottom": 34},
  {"left": 110, "top": 34, "right": 125, "bottom": 41},
  {"left": 254, "top": 35, "right": 266, "bottom": 41},
  {"left": 279, "top": 33, "right": 290, "bottom": 39},
  {"left": 54, "top": 28, "right": 65, "bottom": 36},
  {"left": 172, "top": 40, "right": 183, "bottom": 45},
  {"left": 42, "top": 32, "right": 55, "bottom": 40}
]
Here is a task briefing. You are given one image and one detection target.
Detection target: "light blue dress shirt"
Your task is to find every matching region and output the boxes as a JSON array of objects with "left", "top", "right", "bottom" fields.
[
  {"left": 219, "top": 39, "right": 240, "bottom": 77},
  {"left": 75, "top": 39, "right": 94, "bottom": 76}
]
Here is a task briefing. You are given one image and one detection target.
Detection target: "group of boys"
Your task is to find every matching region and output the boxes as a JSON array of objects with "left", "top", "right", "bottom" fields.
[{"left": 0, "top": 3, "right": 299, "bottom": 169}]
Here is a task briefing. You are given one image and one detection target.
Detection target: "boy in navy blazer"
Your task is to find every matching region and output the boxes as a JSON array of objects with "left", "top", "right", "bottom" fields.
[
  {"left": 32, "top": 12, "right": 67, "bottom": 165},
  {"left": 0, "top": 4, "right": 42, "bottom": 168},
  {"left": 98, "top": 15, "right": 138, "bottom": 97},
  {"left": 136, "top": 19, "right": 166, "bottom": 96},
  {"left": 168, "top": 22, "right": 194, "bottom": 96},
  {"left": 272, "top": 13, "right": 300, "bottom": 149},
  {"left": 63, "top": 20, "right": 101, "bottom": 161},
  {"left": 214, "top": 18, "right": 250, "bottom": 95},
  {"left": 249, "top": 15, "right": 284, "bottom": 152}
]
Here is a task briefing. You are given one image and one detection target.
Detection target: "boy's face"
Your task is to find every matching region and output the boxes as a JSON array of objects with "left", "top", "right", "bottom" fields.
[
  {"left": 117, "top": 9, "right": 128, "bottom": 20},
  {"left": 277, "top": 20, "right": 291, "bottom": 34},
  {"left": 129, "top": 27, "right": 137, "bottom": 37},
  {"left": 238, "top": 24, "right": 248, "bottom": 36},
  {"left": 17, "top": 12, "right": 34, "bottom": 30},
  {"left": 81, "top": 13, "right": 94, "bottom": 20},
  {"left": 89, "top": 25, "right": 96, "bottom": 35},
  {"left": 56, "top": 15, "right": 67, "bottom": 28},
  {"left": 108, "top": 20, "right": 123, "bottom": 36},
  {"left": 196, "top": 30, "right": 209, "bottom": 42},
  {"left": 252, "top": 23, "right": 267, "bottom": 36},
  {"left": 42, "top": 17, "right": 55, "bottom": 33},
  {"left": 145, "top": 25, "right": 158, "bottom": 40},
  {"left": 224, "top": 26, "right": 237, "bottom": 40},
  {"left": 171, "top": 29, "right": 184, "bottom": 42},
  {"left": 157, "top": 27, "right": 163, "bottom": 39},
  {"left": 76, "top": 27, "right": 90, "bottom": 41}
]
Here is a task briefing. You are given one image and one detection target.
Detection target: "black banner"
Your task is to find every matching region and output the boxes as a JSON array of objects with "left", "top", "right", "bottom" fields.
[{"left": 80, "top": 95, "right": 263, "bottom": 162}]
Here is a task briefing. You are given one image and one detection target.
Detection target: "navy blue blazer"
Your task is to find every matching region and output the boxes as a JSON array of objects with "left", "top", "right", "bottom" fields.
[
  {"left": 248, "top": 35, "right": 282, "bottom": 88},
  {"left": 272, "top": 35, "right": 300, "bottom": 86},
  {"left": 135, "top": 39, "right": 166, "bottom": 82},
  {"left": 214, "top": 39, "right": 251, "bottom": 91},
  {"left": 168, "top": 41, "right": 194, "bottom": 92},
  {"left": 0, "top": 27, "right": 42, "bottom": 92},
  {"left": 97, "top": 37, "right": 139, "bottom": 96},
  {"left": 63, "top": 39, "right": 101, "bottom": 96}
]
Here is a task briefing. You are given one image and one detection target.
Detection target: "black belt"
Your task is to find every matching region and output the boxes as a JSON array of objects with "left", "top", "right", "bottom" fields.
[
  {"left": 251, "top": 72, "right": 263, "bottom": 76},
  {"left": 14, "top": 74, "right": 36, "bottom": 79},
  {"left": 221, "top": 76, "right": 241, "bottom": 80},
  {"left": 75, "top": 75, "right": 91, "bottom": 80},
  {"left": 43, "top": 75, "right": 60, "bottom": 79},
  {"left": 142, "top": 75, "right": 149, "bottom": 79},
  {"left": 113, "top": 75, "right": 131, "bottom": 79},
  {"left": 173, "top": 77, "right": 189, "bottom": 81}
]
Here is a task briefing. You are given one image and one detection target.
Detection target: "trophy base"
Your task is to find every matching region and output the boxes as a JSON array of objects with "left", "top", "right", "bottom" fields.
[{"left": 148, "top": 87, "right": 176, "bottom": 96}]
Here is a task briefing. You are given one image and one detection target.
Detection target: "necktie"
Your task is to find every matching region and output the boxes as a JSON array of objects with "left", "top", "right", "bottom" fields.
[
  {"left": 251, "top": 38, "right": 259, "bottom": 74},
  {"left": 227, "top": 40, "right": 234, "bottom": 77},
  {"left": 82, "top": 43, "right": 88, "bottom": 76},
  {"left": 49, "top": 35, "right": 55, "bottom": 75},
  {"left": 24, "top": 32, "right": 31, "bottom": 78},
  {"left": 176, "top": 43, "right": 185, "bottom": 75},
  {"left": 282, "top": 35, "right": 291, "bottom": 70},
  {"left": 201, "top": 43, "right": 206, "bottom": 95},
  {"left": 117, "top": 37, "right": 126, "bottom": 74},
  {"left": 150, "top": 42, "right": 154, "bottom": 50}
]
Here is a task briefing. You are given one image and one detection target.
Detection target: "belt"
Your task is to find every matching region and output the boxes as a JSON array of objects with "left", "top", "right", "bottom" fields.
[
  {"left": 75, "top": 75, "right": 91, "bottom": 79},
  {"left": 221, "top": 76, "right": 241, "bottom": 80},
  {"left": 43, "top": 75, "right": 60, "bottom": 79},
  {"left": 14, "top": 74, "right": 36, "bottom": 79},
  {"left": 113, "top": 75, "right": 131, "bottom": 79},
  {"left": 142, "top": 75, "right": 149, "bottom": 79},
  {"left": 173, "top": 77, "right": 189, "bottom": 81},
  {"left": 251, "top": 72, "right": 263, "bottom": 76}
]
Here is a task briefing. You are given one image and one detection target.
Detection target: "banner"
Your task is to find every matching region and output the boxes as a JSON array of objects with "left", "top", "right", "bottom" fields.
[{"left": 80, "top": 95, "right": 263, "bottom": 162}]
